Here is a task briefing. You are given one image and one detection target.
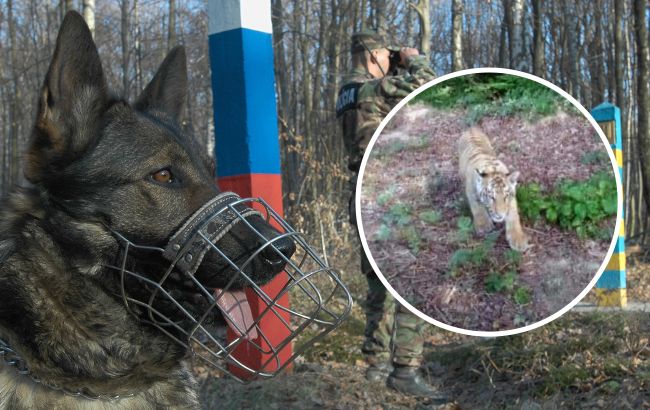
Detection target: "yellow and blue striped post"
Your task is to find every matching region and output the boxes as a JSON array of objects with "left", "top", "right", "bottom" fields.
[{"left": 591, "top": 102, "right": 626, "bottom": 307}]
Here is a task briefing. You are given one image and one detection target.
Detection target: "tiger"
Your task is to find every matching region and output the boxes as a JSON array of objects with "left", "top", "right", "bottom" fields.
[{"left": 458, "top": 127, "right": 530, "bottom": 252}]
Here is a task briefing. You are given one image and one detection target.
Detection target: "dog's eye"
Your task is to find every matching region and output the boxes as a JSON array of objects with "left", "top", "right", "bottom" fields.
[{"left": 151, "top": 168, "right": 174, "bottom": 184}]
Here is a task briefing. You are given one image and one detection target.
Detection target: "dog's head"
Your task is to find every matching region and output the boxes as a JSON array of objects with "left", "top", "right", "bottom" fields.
[
  {"left": 18, "top": 11, "right": 351, "bottom": 381},
  {"left": 26, "top": 12, "right": 294, "bottom": 304}
]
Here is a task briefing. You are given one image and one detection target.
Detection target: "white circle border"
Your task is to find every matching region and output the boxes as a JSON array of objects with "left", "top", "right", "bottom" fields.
[{"left": 355, "top": 67, "right": 623, "bottom": 338}]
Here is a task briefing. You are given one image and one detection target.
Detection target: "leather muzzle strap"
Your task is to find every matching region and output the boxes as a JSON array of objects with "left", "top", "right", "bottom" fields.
[{"left": 163, "top": 192, "right": 261, "bottom": 276}]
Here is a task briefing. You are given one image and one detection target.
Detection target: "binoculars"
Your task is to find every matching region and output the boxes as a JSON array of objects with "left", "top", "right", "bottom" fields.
[{"left": 388, "top": 50, "right": 404, "bottom": 75}]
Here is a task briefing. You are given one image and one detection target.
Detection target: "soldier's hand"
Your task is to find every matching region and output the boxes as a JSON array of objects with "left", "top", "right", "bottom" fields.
[{"left": 399, "top": 47, "right": 419, "bottom": 65}]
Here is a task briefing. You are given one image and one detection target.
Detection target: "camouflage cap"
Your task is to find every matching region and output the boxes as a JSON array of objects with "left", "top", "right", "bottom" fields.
[{"left": 351, "top": 29, "right": 400, "bottom": 54}]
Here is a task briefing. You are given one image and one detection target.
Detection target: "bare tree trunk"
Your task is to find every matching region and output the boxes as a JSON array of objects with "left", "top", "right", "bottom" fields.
[
  {"left": 532, "top": 0, "right": 544, "bottom": 77},
  {"left": 121, "top": 0, "right": 130, "bottom": 98},
  {"left": 590, "top": 0, "right": 605, "bottom": 106},
  {"left": 168, "top": 0, "right": 176, "bottom": 51},
  {"left": 614, "top": 0, "right": 625, "bottom": 108},
  {"left": 451, "top": 0, "right": 464, "bottom": 71},
  {"left": 8, "top": 0, "right": 20, "bottom": 187},
  {"left": 405, "top": 2, "right": 414, "bottom": 45},
  {"left": 625, "top": 9, "right": 640, "bottom": 237},
  {"left": 134, "top": 0, "right": 142, "bottom": 92},
  {"left": 410, "top": 0, "right": 430, "bottom": 56},
  {"left": 503, "top": 0, "right": 513, "bottom": 67},
  {"left": 635, "top": 0, "right": 650, "bottom": 228},
  {"left": 272, "top": 0, "right": 288, "bottom": 122},
  {"left": 511, "top": 0, "right": 526, "bottom": 71},
  {"left": 564, "top": 1, "right": 579, "bottom": 96},
  {"left": 499, "top": 2, "right": 508, "bottom": 67},
  {"left": 374, "top": 0, "right": 385, "bottom": 30},
  {"left": 301, "top": 3, "right": 312, "bottom": 142},
  {"left": 311, "top": 0, "right": 327, "bottom": 130},
  {"left": 327, "top": 0, "right": 344, "bottom": 112},
  {"left": 83, "top": 0, "right": 95, "bottom": 38}
]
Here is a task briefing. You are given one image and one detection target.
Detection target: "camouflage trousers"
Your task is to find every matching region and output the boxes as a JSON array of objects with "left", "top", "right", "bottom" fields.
[
  {"left": 349, "top": 179, "right": 425, "bottom": 367},
  {"left": 362, "top": 271, "right": 426, "bottom": 367}
]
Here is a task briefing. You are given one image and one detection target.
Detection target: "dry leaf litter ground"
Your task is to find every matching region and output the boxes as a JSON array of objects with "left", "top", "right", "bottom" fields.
[{"left": 361, "top": 104, "right": 615, "bottom": 331}]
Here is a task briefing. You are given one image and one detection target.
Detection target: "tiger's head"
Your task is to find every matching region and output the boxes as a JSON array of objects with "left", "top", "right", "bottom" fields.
[{"left": 475, "top": 169, "right": 520, "bottom": 223}]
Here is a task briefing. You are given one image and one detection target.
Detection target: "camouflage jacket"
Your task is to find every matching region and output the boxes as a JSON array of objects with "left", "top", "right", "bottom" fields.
[{"left": 336, "top": 55, "right": 435, "bottom": 173}]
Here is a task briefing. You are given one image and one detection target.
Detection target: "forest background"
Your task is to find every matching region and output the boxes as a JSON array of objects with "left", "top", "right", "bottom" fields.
[{"left": 0, "top": 0, "right": 645, "bottom": 253}]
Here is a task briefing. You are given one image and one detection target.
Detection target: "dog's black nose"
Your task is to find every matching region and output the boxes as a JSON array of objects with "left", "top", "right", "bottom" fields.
[{"left": 261, "top": 237, "right": 296, "bottom": 273}]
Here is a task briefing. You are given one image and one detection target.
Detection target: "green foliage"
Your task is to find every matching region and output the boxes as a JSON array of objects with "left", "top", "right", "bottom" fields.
[
  {"left": 542, "top": 364, "right": 590, "bottom": 393},
  {"left": 376, "top": 140, "right": 406, "bottom": 157},
  {"left": 383, "top": 203, "right": 412, "bottom": 226},
  {"left": 401, "top": 225, "right": 422, "bottom": 255},
  {"left": 373, "top": 137, "right": 430, "bottom": 159},
  {"left": 600, "top": 380, "right": 621, "bottom": 394},
  {"left": 483, "top": 247, "right": 525, "bottom": 300},
  {"left": 419, "top": 209, "right": 442, "bottom": 224},
  {"left": 517, "top": 172, "right": 617, "bottom": 239},
  {"left": 376, "top": 201, "right": 424, "bottom": 254},
  {"left": 513, "top": 286, "right": 532, "bottom": 305},
  {"left": 449, "top": 231, "right": 499, "bottom": 275},
  {"left": 449, "top": 221, "right": 526, "bottom": 298},
  {"left": 455, "top": 216, "right": 474, "bottom": 243},
  {"left": 485, "top": 271, "right": 516, "bottom": 293},
  {"left": 450, "top": 247, "right": 489, "bottom": 274},
  {"left": 411, "top": 73, "right": 574, "bottom": 121},
  {"left": 580, "top": 150, "right": 610, "bottom": 166},
  {"left": 504, "top": 249, "right": 522, "bottom": 266},
  {"left": 376, "top": 224, "right": 392, "bottom": 241},
  {"left": 377, "top": 187, "right": 395, "bottom": 206}
]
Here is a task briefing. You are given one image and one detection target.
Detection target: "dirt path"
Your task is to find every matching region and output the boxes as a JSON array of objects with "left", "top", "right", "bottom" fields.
[{"left": 360, "top": 105, "right": 615, "bottom": 331}]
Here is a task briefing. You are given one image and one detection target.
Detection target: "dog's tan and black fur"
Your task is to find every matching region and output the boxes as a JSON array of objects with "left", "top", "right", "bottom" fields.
[{"left": 0, "top": 11, "right": 291, "bottom": 409}]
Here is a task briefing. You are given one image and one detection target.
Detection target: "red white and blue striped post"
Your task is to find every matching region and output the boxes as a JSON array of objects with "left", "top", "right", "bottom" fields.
[{"left": 208, "top": 0, "right": 291, "bottom": 377}]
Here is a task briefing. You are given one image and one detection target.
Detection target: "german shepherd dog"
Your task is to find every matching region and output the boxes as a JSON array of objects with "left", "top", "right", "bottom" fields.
[{"left": 0, "top": 12, "right": 299, "bottom": 409}]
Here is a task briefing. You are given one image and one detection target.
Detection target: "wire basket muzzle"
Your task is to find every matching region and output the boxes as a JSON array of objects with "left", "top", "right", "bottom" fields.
[{"left": 107, "top": 192, "right": 353, "bottom": 381}]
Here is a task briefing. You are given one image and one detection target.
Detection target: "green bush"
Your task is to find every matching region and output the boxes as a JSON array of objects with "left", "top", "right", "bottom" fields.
[
  {"left": 376, "top": 202, "right": 425, "bottom": 254},
  {"left": 419, "top": 209, "right": 442, "bottom": 224},
  {"left": 448, "top": 222, "right": 529, "bottom": 300},
  {"left": 513, "top": 286, "right": 532, "bottom": 305},
  {"left": 411, "top": 73, "right": 575, "bottom": 121},
  {"left": 376, "top": 187, "right": 395, "bottom": 206},
  {"left": 485, "top": 271, "right": 517, "bottom": 293},
  {"left": 376, "top": 224, "right": 391, "bottom": 241},
  {"left": 517, "top": 172, "right": 617, "bottom": 238},
  {"left": 383, "top": 203, "right": 412, "bottom": 226},
  {"left": 401, "top": 225, "right": 422, "bottom": 254},
  {"left": 455, "top": 216, "right": 474, "bottom": 243},
  {"left": 449, "top": 231, "right": 499, "bottom": 275}
]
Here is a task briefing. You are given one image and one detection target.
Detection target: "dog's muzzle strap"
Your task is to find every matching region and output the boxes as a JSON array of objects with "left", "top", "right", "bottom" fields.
[{"left": 163, "top": 192, "right": 261, "bottom": 276}]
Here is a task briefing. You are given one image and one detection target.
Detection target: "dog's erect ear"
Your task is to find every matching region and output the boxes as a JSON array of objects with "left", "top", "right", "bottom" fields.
[
  {"left": 135, "top": 46, "right": 188, "bottom": 121},
  {"left": 25, "top": 11, "right": 108, "bottom": 183}
]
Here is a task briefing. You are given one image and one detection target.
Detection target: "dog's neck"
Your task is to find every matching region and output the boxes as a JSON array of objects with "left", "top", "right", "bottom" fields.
[
  {"left": 0, "top": 191, "right": 191, "bottom": 400},
  {"left": 0, "top": 336, "right": 133, "bottom": 400}
]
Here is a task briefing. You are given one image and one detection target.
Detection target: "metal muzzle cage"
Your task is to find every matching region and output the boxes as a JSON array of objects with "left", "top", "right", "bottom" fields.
[{"left": 106, "top": 192, "right": 352, "bottom": 382}]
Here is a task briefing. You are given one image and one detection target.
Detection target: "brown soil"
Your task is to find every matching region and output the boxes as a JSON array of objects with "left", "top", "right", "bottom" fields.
[
  {"left": 198, "top": 311, "right": 650, "bottom": 409},
  {"left": 360, "top": 105, "right": 616, "bottom": 331}
]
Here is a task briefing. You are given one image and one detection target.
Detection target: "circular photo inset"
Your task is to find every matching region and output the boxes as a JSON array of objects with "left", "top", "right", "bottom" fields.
[{"left": 358, "top": 69, "right": 620, "bottom": 335}]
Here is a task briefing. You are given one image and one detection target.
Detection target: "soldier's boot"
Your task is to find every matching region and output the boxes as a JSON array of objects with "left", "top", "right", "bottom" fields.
[
  {"left": 386, "top": 365, "right": 449, "bottom": 403},
  {"left": 365, "top": 362, "right": 393, "bottom": 382}
]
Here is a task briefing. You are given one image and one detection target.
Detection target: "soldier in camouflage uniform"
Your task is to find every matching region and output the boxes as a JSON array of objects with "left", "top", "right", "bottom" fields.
[{"left": 336, "top": 30, "right": 447, "bottom": 403}]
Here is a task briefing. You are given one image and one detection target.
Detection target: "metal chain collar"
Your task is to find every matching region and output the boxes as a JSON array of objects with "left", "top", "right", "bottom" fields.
[{"left": 0, "top": 337, "right": 135, "bottom": 401}]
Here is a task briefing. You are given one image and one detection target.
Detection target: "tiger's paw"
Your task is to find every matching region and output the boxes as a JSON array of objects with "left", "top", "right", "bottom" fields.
[
  {"left": 474, "top": 219, "right": 495, "bottom": 236},
  {"left": 507, "top": 232, "right": 530, "bottom": 252}
]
